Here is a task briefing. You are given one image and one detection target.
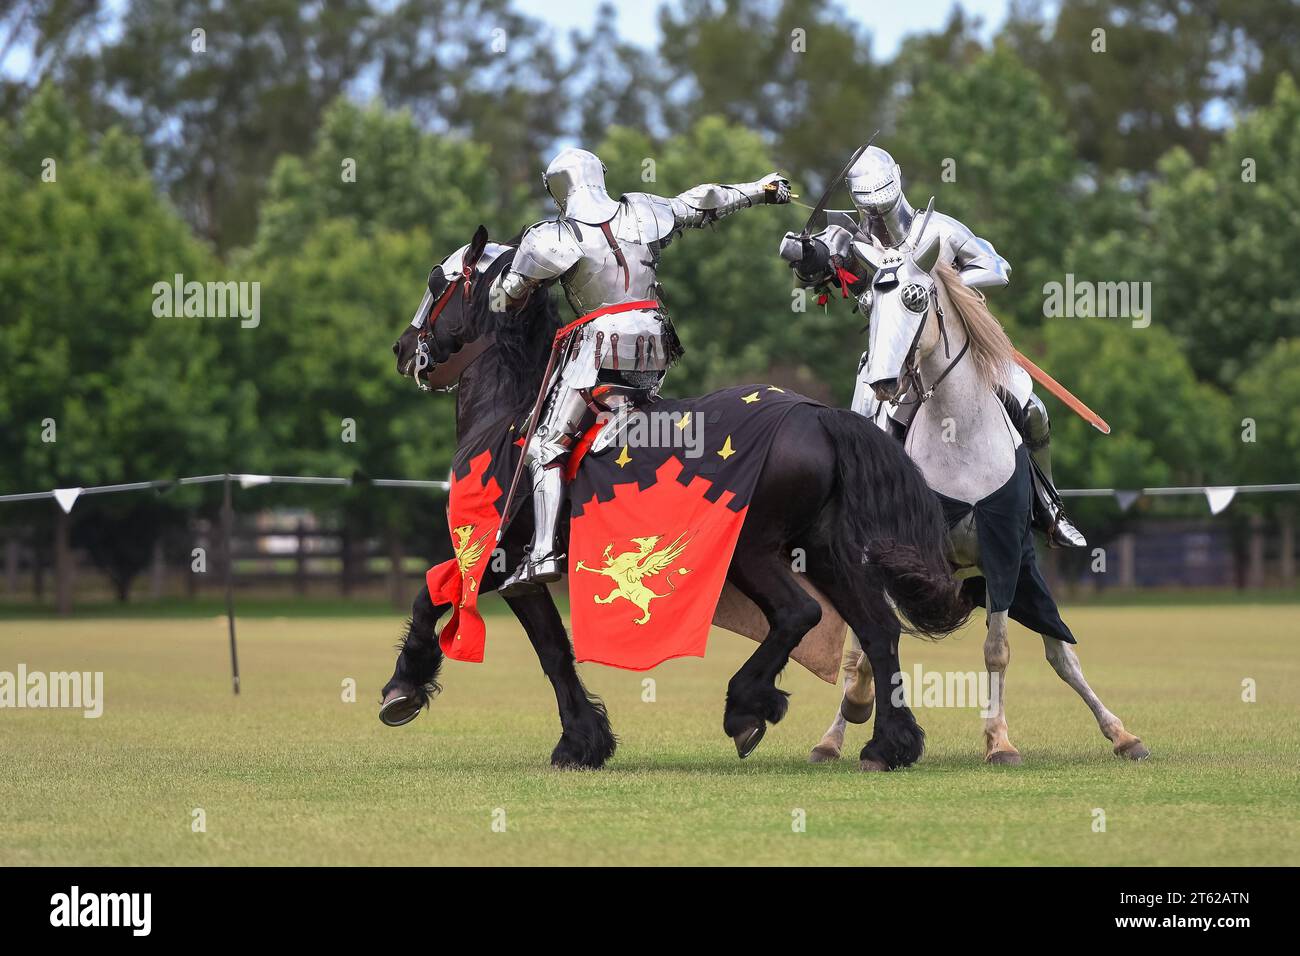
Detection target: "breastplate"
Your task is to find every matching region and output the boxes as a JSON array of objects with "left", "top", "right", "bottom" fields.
[
  {"left": 849, "top": 218, "right": 963, "bottom": 275},
  {"left": 560, "top": 207, "right": 660, "bottom": 314}
]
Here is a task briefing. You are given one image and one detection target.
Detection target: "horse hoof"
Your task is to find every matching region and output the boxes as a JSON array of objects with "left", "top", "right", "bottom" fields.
[
  {"left": 808, "top": 745, "right": 841, "bottom": 764},
  {"left": 1115, "top": 738, "right": 1151, "bottom": 761},
  {"left": 858, "top": 758, "right": 889, "bottom": 772},
  {"left": 986, "top": 750, "right": 1022, "bottom": 766},
  {"left": 733, "top": 724, "right": 765, "bottom": 759},
  {"left": 839, "top": 699, "right": 874, "bottom": 725},
  {"left": 379, "top": 691, "right": 422, "bottom": 727}
]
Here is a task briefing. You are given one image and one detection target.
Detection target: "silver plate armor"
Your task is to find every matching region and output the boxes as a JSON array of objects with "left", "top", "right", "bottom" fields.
[
  {"left": 846, "top": 146, "right": 913, "bottom": 249},
  {"left": 777, "top": 141, "right": 1082, "bottom": 548},
  {"left": 778, "top": 145, "right": 1009, "bottom": 291},
  {"left": 497, "top": 149, "right": 790, "bottom": 592},
  {"left": 543, "top": 147, "right": 621, "bottom": 224}
]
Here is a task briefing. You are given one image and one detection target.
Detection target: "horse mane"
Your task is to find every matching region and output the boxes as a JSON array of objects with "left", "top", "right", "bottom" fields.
[
  {"left": 933, "top": 262, "right": 1014, "bottom": 390},
  {"left": 473, "top": 249, "right": 562, "bottom": 411}
]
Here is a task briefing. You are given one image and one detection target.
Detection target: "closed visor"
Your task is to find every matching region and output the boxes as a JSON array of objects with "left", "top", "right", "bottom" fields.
[
  {"left": 851, "top": 174, "right": 902, "bottom": 215},
  {"left": 847, "top": 146, "right": 905, "bottom": 215}
]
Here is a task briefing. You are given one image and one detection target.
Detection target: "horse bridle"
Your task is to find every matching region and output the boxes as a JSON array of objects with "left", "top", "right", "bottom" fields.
[
  {"left": 412, "top": 248, "right": 482, "bottom": 392},
  {"left": 889, "top": 281, "right": 969, "bottom": 408}
]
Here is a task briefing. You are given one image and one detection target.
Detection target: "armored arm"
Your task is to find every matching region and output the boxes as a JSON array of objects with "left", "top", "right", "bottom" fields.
[
  {"left": 777, "top": 224, "right": 857, "bottom": 288},
  {"left": 669, "top": 172, "right": 790, "bottom": 229},
  {"left": 489, "top": 220, "right": 581, "bottom": 308},
  {"left": 947, "top": 218, "right": 1010, "bottom": 289}
]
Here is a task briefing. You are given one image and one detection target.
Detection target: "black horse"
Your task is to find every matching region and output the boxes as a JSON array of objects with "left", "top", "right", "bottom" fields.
[{"left": 380, "top": 226, "right": 969, "bottom": 770}]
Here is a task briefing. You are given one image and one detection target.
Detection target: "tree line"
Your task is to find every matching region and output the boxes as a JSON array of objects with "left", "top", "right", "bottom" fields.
[{"left": 1, "top": 0, "right": 1297, "bottom": 599}]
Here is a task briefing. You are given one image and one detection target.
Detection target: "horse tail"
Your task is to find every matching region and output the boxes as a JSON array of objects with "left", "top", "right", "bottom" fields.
[{"left": 816, "top": 408, "right": 971, "bottom": 638}]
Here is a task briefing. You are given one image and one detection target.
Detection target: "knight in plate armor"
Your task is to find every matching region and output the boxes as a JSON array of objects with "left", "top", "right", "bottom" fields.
[
  {"left": 492, "top": 147, "right": 791, "bottom": 593},
  {"left": 778, "top": 145, "right": 1085, "bottom": 548}
]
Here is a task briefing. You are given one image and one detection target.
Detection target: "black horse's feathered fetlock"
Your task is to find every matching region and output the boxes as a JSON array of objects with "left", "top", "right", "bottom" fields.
[
  {"left": 381, "top": 588, "right": 447, "bottom": 710},
  {"left": 861, "top": 707, "right": 926, "bottom": 770}
]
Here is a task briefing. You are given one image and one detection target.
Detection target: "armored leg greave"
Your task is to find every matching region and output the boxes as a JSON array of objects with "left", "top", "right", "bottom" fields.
[
  {"left": 1023, "top": 392, "right": 1054, "bottom": 479},
  {"left": 1022, "top": 393, "right": 1086, "bottom": 549},
  {"left": 499, "top": 380, "right": 590, "bottom": 596}
]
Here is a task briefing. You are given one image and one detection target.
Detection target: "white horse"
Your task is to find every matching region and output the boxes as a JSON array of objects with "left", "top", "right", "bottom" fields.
[{"left": 810, "top": 227, "right": 1149, "bottom": 766}]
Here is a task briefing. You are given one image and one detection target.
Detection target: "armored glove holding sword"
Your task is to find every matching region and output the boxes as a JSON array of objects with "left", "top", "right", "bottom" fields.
[
  {"left": 779, "top": 144, "right": 1087, "bottom": 548},
  {"left": 492, "top": 147, "right": 791, "bottom": 595}
]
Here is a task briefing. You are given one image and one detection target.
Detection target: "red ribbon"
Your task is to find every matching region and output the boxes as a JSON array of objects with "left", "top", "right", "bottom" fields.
[{"left": 835, "top": 265, "right": 860, "bottom": 299}]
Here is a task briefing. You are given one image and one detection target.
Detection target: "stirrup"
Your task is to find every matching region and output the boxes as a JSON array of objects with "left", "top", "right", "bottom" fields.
[{"left": 498, "top": 552, "right": 565, "bottom": 597}]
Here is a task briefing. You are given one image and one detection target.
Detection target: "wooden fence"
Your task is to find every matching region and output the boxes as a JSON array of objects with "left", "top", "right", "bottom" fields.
[{"left": 1, "top": 509, "right": 1296, "bottom": 614}]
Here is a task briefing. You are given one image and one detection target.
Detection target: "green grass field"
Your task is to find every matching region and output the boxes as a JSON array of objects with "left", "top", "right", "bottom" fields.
[{"left": 1, "top": 601, "right": 1297, "bottom": 866}]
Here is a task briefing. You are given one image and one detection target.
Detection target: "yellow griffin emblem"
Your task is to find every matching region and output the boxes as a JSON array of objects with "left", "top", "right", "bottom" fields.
[
  {"left": 451, "top": 523, "right": 493, "bottom": 607},
  {"left": 575, "top": 533, "right": 692, "bottom": 625}
]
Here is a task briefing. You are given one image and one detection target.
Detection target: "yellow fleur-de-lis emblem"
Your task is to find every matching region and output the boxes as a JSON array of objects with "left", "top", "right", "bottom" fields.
[
  {"left": 451, "top": 523, "right": 492, "bottom": 607},
  {"left": 575, "top": 533, "right": 692, "bottom": 625}
]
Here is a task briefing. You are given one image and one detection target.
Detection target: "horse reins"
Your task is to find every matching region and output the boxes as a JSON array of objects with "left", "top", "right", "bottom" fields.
[{"left": 892, "top": 296, "right": 970, "bottom": 407}]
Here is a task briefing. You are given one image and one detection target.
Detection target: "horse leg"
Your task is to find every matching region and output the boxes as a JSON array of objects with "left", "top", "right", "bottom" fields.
[
  {"left": 503, "top": 587, "right": 617, "bottom": 769},
  {"left": 810, "top": 710, "right": 848, "bottom": 764},
  {"left": 379, "top": 586, "right": 449, "bottom": 726},
  {"left": 841, "top": 635, "right": 877, "bottom": 723},
  {"left": 829, "top": 585, "right": 923, "bottom": 771},
  {"left": 1041, "top": 636, "right": 1149, "bottom": 760},
  {"left": 723, "top": 551, "right": 823, "bottom": 758},
  {"left": 983, "top": 605, "right": 1021, "bottom": 765},
  {"left": 809, "top": 635, "right": 875, "bottom": 763},
  {"left": 798, "top": 540, "right": 924, "bottom": 771}
]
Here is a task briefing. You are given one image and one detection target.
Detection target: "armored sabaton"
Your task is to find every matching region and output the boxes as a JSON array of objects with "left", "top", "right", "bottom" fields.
[
  {"left": 493, "top": 147, "right": 790, "bottom": 593},
  {"left": 778, "top": 144, "right": 1085, "bottom": 548}
]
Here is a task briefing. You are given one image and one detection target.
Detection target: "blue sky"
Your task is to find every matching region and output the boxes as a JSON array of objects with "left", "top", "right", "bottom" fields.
[{"left": 514, "top": 0, "right": 1013, "bottom": 56}]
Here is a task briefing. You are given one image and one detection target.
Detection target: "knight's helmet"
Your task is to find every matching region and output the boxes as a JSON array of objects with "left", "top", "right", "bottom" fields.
[
  {"left": 846, "top": 145, "right": 915, "bottom": 249},
  {"left": 543, "top": 147, "right": 621, "bottom": 224}
]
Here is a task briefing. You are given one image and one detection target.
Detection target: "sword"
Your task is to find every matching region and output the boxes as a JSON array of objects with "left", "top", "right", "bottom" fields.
[
  {"left": 799, "top": 130, "right": 878, "bottom": 239},
  {"left": 1012, "top": 349, "right": 1112, "bottom": 435}
]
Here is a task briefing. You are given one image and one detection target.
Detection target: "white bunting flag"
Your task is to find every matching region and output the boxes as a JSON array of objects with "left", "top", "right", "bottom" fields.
[
  {"left": 1114, "top": 490, "right": 1141, "bottom": 512},
  {"left": 1204, "top": 486, "right": 1238, "bottom": 515},
  {"left": 52, "top": 487, "right": 84, "bottom": 514}
]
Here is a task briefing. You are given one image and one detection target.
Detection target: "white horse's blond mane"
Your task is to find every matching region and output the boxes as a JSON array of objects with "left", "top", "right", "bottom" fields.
[{"left": 933, "top": 262, "right": 1015, "bottom": 390}]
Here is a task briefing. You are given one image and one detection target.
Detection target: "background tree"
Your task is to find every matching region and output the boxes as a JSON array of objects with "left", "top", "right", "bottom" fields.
[
  {"left": 0, "top": 85, "right": 259, "bottom": 598},
  {"left": 369, "top": 0, "right": 572, "bottom": 227},
  {"left": 1001, "top": 0, "right": 1224, "bottom": 172},
  {"left": 3, "top": 1, "right": 1298, "bottom": 602},
  {"left": 657, "top": 0, "right": 892, "bottom": 194},
  {"left": 1038, "top": 320, "right": 1236, "bottom": 565},
  {"left": 886, "top": 47, "right": 1085, "bottom": 333},
  {"left": 1236, "top": 339, "right": 1300, "bottom": 485},
  {"left": 240, "top": 99, "right": 512, "bottom": 580},
  {"left": 1133, "top": 74, "right": 1300, "bottom": 389},
  {"left": 594, "top": 117, "right": 841, "bottom": 398}
]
